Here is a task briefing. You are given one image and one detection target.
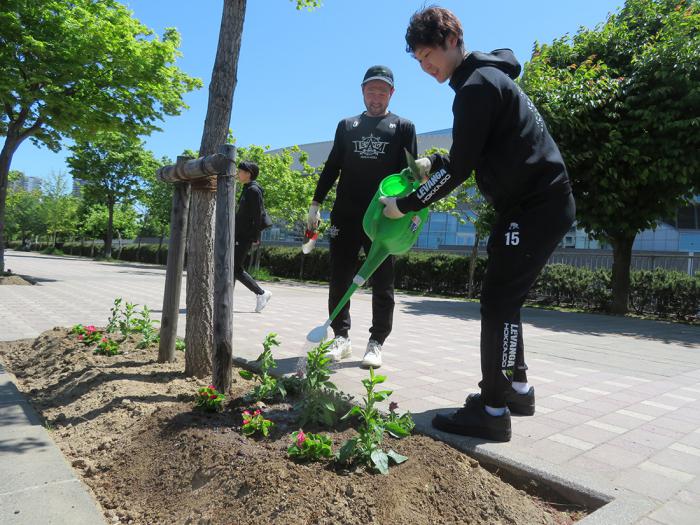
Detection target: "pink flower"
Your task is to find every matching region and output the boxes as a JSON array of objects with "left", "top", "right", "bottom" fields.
[
  {"left": 389, "top": 401, "right": 399, "bottom": 412},
  {"left": 208, "top": 384, "right": 215, "bottom": 390},
  {"left": 242, "top": 410, "right": 251, "bottom": 416},
  {"left": 253, "top": 409, "right": 261, "bottom": 416},
  {"left": 101, "top": 337, "right": 108, "bottom": 342},
  {"left": 243, "top": 418, "right": 250, "bottom": 425},
  {"left": 77, "top": 334, "right": 84, "bottom": 340},
  {"left": 296, "top": 430, "right": 306, "bottom": 447},
  {"left": 209, "top": 394, "right": 217, "bottom": 399},
  {"left": 86, "top": 325, "right": 96, "bottom": 333}
]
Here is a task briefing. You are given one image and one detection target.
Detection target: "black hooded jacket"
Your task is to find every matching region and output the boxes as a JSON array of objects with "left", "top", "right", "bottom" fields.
[
  {"left": 397, "top": 49, "right": 570, "bottom": 215},
  {"left": 235, "top": 180, "right": 264, "bottom": 242}
]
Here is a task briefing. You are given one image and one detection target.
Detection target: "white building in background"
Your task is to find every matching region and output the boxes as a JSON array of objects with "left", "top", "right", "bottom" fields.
[
  {"left": 9, "top": 174, "right": 43, "bottom": 192},
  {"left": 268, "top": 129, "right": 700, "bottom": 254}
]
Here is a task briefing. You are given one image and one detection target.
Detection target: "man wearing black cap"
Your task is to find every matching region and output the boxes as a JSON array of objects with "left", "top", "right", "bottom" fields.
[{"left": 307, "top": 65, "right": 417, "bottom": 368}]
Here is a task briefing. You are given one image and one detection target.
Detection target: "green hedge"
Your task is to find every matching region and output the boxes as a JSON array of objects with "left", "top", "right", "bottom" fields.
[{"left": 7, "top": 242, "right": 698, "bottom": 321}]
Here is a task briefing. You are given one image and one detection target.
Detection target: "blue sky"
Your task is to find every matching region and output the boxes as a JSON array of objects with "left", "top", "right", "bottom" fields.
[{"left": 11, "top": 0, "right": 622, "bottom": 181}]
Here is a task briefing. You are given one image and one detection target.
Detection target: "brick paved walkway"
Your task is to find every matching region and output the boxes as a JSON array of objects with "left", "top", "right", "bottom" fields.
[{"left": 1, "top": 251, "right": 699, "bottom": 524}]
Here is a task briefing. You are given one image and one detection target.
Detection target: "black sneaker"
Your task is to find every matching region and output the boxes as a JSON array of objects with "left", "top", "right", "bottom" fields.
[
  {"left": 432, "top": 394, "right": 511, "bottom": 442},
  {"left": 505, "top": 386, "right": 535, "bottom": 416}
]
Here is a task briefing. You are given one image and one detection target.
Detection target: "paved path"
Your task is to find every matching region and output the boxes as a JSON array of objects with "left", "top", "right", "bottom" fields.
[{"left": 1, "top": 251, "right": 699, "bottom": 524}]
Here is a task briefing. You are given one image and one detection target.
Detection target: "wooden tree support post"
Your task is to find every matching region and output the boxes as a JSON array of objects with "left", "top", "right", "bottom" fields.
[
  {"left": 158, "top": 156, "right": 192, "bottom": 363},
  {"left": 212, "top": 144, "right": 237, "bottom": 392}
]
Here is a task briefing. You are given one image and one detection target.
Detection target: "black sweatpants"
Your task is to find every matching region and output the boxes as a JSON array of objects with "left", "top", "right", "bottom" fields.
[
  {"left": 328, "top": 214, "right": 395, "bottom": 344},
  {"left": 234, "top": 239, "right": 264, "bottom": 296},
  {"left": 479, "top": 191, "right": 575, "bottom": 407}
]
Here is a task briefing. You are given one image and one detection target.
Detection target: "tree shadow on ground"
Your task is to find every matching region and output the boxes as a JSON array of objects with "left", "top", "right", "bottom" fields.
[
  {"left": 36, "top": 368, "right": 188, "bottom": 413},
  {"left": 401, "top": 298, "right": 700, "bottom": 347},
  {"left": 0, "top": 435, "right": 49, "bottom": 455}
]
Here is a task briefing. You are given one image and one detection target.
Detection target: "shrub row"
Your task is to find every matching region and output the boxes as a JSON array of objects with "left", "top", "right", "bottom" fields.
[{"left": 8, "top": 242, "right": 697, "bottom": 321}]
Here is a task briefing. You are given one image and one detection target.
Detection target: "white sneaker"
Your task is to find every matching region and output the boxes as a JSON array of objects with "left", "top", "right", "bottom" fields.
[
  {"left": 325, "top": 336, "right": 352, "bottom": 362},
  {"left": 361, "top": 339, "right": 382, "bottom": 368},
  {"left": 255, "top": 290, "right": 272, "bottom": 313}
]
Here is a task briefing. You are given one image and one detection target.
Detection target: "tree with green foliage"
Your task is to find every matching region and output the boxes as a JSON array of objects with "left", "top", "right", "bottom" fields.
[
  {"left": 0, "top": 0, "right": 201, "bottom": 272},
  {"left": 5, "top": 170, "right": 43, "bottom": 245},
  {"left": 67, "top": 132, "right": 159, "bottom": 258},
  {"left": 40, "top": 171, "right": 79, "bottom": 246},
  {"left": 236, "top": 144, "right": 318, "bottom": 227},
  {"left": 78, "top": 203, "right": 140, "bottom": 248},
  {"left": 521, "top": 0, "right": 700, "bottom": 313},
  {"left": 138, "top": 157, "right": 174, "bottom": 261}
]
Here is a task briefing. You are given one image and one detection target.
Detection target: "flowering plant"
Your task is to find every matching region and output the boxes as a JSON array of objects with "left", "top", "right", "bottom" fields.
[
  {"left": 94, "top": 336, "right": 120, "bottom": 356},
  {"left": 287, "top": 430, "right": 334, "bottom": 461},
  {"left": 70, "top": 324, "right": 102, "bottom": 345},
  {"left": 195, "top": 385, "right": 225, "bottom": 412},
  {"left": 338, "top": 367, "right": 407, "bottom": 474},
  {"left": 241, "top": 408, "right": 274, "bottom": 437},
  {"left": 383, "top": 401, "right": 415, "bottom": 438}
]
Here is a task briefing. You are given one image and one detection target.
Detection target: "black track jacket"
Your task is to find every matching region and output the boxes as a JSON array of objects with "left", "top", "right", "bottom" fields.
[
  {"left": 313, "top": 112, "right": 417, "bottom": 220},
  {"left": 397, "top": 49, "right": 570, "bottom": 215}
]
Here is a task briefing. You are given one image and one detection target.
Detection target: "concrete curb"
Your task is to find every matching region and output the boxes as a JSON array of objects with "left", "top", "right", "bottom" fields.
[{"left": 0, "top": 363, "right": 106, "bottom": 525}]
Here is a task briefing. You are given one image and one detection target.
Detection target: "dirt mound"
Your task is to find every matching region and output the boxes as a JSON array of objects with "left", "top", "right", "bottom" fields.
[
  {"left": 0, "top": 274, "right": 32, "bottom": 285},
  {"left": 0, "top": 329, "right": 585, "bottom": 524}
]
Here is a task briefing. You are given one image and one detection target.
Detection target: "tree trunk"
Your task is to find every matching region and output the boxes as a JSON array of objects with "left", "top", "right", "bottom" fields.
[
  {"left": 0, "top": 137, "right": 20, "bottom": 274},
  {"left": 105, "top": 201, "right": 114, "bottom": 259},
  {"left": 467, "top": 233, "right": 480, "bottom": 298},
  {"left": 185, "top": 0, "right": 247, "bottom": 380},
  {"left": 117, "top": 230, "right": 123, "bottom": 259},
  {"left": 157, "top": 232, "right": 164, "bottom": 265},
  {"left": 610, "top": 234, "right": 635, "bottom": 315}
]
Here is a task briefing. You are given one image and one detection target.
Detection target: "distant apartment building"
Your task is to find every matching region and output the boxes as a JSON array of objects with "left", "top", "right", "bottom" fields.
[
  {"left": 268, "top": 129, "right": 700, "bottom": 254},
  {"left": 9, "top": 174, "right": 43, "bottom": 193}
]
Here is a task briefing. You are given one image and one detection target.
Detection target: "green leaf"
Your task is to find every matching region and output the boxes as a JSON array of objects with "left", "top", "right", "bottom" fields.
[
  {"left": 387, "top": 449, "right": 408, "bottom": 465},
  {"left": 371, "top": 449, "right": 389, "bottom": 474},
  {"left": 238, "top": 370, "right": 254, "bottom": 380},
  {"left": 384, "top": 421, "right": 410, "bottom": 438}
]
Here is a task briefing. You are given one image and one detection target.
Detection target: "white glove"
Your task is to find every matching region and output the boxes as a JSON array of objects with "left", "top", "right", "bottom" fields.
[
  {"left": 379, "top": 197, "right": 405, "bottom": 219},
  {"left": 307, "top": 202, "right": 321, "bottom": 231},
  {"left": 416, "top": 157, "right": 432, "bottom": 181}
]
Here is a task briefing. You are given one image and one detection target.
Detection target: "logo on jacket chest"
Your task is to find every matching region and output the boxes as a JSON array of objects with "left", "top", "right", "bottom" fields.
[{"left": 353, "top": 133, "right": 389, "bottom": 159}]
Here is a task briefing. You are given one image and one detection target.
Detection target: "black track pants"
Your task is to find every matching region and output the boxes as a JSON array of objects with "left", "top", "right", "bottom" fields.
[
  {"left": 328, "top": 215, "right": 395, "bottom": 344},
  {"left": 234, "top": 239, "right": 264, "bottom": 296},
  {"left": 479, "top": 192, "right": 575, "bottom": 407}
]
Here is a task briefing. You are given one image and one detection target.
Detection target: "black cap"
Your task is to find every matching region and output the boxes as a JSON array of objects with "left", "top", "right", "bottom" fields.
[{"left": 361, "top": 65, "right": 394, "bottom": 87}]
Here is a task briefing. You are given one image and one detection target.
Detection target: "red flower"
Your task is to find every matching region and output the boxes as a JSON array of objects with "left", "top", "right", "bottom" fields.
[
  {"left": 208, "top": 384, "right": 215, "bottom": 390},
  {"left": 209, "top": 394, "right": 217, "bottom": 399},
  {"left": 77, "top": 334, "right": 84, "bottom": 340},
  {"left": 296, "top": 430, "right": 306, "bottom": 447},
  {"left": 243, "top": 419, "right": 250, "bottom": 425},
  {"left": 253, "top": 409, "right": 261, "bottom": 416},
  {"left": 101, "top": 337, "right": 108, "bottom": 342},
  {"left": 389, "top": 401, "right": 399, "bottom": 412}
]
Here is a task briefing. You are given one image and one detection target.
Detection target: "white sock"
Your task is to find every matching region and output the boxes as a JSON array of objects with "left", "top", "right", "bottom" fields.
[
  {"left": 484, "top": 405, "right": 507, "bottom": 417},
  {"left": 512, "top": 381, "right": 530, "bottom": 394}
]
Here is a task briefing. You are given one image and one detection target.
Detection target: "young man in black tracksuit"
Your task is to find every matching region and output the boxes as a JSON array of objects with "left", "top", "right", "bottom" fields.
[
  {"left": 308, "top": 65, "right": 417, "bottom": 368},
  {"left": 235, "top": 161, "right": 272, "bottom": 313},
  {"left": 380, "top": 7, "right": 576, "bottom": 441}
]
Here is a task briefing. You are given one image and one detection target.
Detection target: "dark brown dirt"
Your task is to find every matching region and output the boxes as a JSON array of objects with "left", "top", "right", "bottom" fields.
[{"left": 0, "top": 329, "right": 586, "bottom": 525}]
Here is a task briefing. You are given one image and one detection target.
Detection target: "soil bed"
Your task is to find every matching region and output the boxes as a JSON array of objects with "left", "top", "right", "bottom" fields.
[
  {"left": 0, "top": 273, "right": 33, "bottom": 285},
  {"left": 0, "top": 329, "right": 586, "bottom": 524}
]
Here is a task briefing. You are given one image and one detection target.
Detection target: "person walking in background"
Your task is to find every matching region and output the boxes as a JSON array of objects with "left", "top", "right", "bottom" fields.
[
  {"left": 380, "top": 7, "right": 575, "bottom": 441},
  {"left": 307, "top": 65, "right": 417, "bottom": 368},
  {"left": 235, "top": 161, "right": 271, "bottom": 313}
]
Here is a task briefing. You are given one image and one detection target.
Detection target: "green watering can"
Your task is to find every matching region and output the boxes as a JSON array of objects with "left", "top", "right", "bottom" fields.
[{"left": 306, "top": 151, "right": 429, "bottom": 343}]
